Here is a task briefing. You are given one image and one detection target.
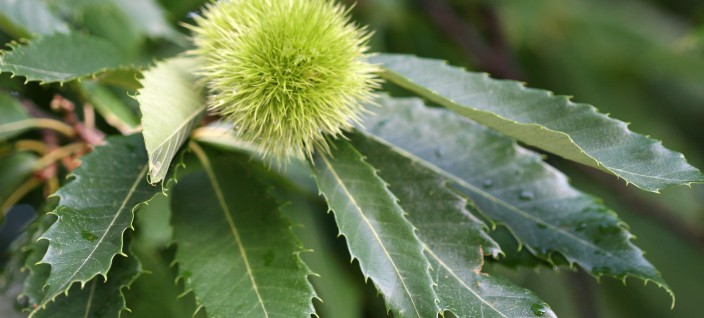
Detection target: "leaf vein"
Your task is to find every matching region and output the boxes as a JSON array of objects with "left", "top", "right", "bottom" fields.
[
  {"left": 197, "top": 146, "right": 270, "bottom": 318},
  {"left": 318, "top": 154, "right": 424, "bottom": 318},
  {"left": 52, "top": 164, "right": 147, "bottom": 292}
]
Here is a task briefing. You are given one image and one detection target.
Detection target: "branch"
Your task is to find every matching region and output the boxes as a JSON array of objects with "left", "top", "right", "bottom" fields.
[
  {"left": 50, "top": 95, "right": 106, "bottom": 146},
  {"left": 415, "top": 0, "right": 522, "bottom": 79},
  {"left": 1, "top": 178, "right": 42, "bottom": 216},
  {"left": 567, "top": 271, "right": 600, "bottom": 318}
]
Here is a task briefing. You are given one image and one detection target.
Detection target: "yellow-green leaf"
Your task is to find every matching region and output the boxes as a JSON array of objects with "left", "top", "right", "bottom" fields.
[{"left": 137, "top": 57, "right": 205, "bottom": 184}]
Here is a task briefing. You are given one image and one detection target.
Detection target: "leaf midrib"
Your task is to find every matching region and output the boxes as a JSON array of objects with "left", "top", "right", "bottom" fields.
[
  {"left": 149, "top": 105, "right": 204, "bottom": 151},
  {"left": 57, "top": 165, "right": 147, "bottom": 288},
  {"left": 3, "top": 62, "right": 76, "bottom": 78},
  {"left": 318, "top": 154, "right": 423, "bottom": 318},
  {"left": 31, "top": 164, "right": 148, "bottom": 317},
  {"left": 424, "top": 247, "right": 507, "bottom": 318},
  {"left": 609, "top": 167, "right": 689, "bottom": 183},
  {"left": 361, "top": 132, "right": 621, "bottom": 263},
  {"left": 198, "top": 149, "right": 269, "bottom": 318},
  {"left": 147, "top": 105, "right": 205, "bottom": 176},
  {"left": 380, "top": 68, "right": 598, "bottom": 168},
  {"left": 380, "top": 64, "right": 700, "bottom": 188}
]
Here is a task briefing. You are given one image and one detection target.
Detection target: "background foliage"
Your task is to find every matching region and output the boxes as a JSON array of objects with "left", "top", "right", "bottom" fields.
[{"left": 0, "top": 0, "right": 703, "bottom": 317}]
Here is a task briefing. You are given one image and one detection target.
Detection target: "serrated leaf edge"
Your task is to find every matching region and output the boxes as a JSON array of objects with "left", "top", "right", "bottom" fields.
[
  {"left": 311, "top": 147, "right": 441, "bottom": 317},
  {"left": 424, "top": 248, "right": 507, "bottom": 318},
  {"left": 199, "top": 152, "right": 269, "bottom": 315},
  {"left": 353, "top": 133, "right": 524, "bottom": 317},
  {"left": 358, "top": 130, "right": 674, "bottom": 304},
  {"left": 0, "top": 39, "right": 137, "bottom": 86},
  {"left": 376, "top": 54, "right": 704, "bottom": 193},
  {"left": 135, "top": 57, "right": 206, "bottom": 185},
  {"left": 171, "top": 143, "right": 317, "bottom": 318},
  {"left": 27, "top": 165, "right": 151, "bottom": 317},
  {"left": 143, "top": 106, "right": 204, "bottom": 184}
]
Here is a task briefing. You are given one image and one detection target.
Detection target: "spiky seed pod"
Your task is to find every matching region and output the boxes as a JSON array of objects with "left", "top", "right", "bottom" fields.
[{"left": 190, "top": 0, "right": 379, "bottom": 161}]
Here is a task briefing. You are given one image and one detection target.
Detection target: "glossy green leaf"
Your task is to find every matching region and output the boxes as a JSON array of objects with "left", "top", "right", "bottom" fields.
[
  {"left": 137, "top": 57, "right": 205, "bottom": 184},
  {"left": 360, "top": 96, "right": 672, "bottom": 298},
  {"left": 32, "top": 134, "right": 159, "bottom": 314},
  {"left": 311, "top": 139, "right": 440, "bottom": 318},
  {"left": 0, "top": 33, "right": 129, "bottom": 84},
  {"left": 0, "top": 92, "right": 31, "bottom": 142},
  {"left": 78, "top": 81, "right": 140, "bottom": 133},
  {"left": 352, "top": 132, "right": 557, "bottom": 318},
  {"left": 32, "top": 255, "right": 140, "bottom": 318},
  {"left": 0, "top": 0, "right": 69, "bottom": 38},
  {"left": 171, "top": 154, "right": 316, "bottom": 318},
  {"left": 0, "top": 152, "right": 37, "bottom": 211},
  {"left": 372, "top": 54, "right": 704, "bottom": 192}
]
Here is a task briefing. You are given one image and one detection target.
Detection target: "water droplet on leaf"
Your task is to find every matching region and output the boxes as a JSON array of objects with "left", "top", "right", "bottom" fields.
[
  {"left": 519, "top": 190, "right": 534, "bottom": 201},
  {"left": 531, "top": 303, "right": 548, "bottom": 316}
]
